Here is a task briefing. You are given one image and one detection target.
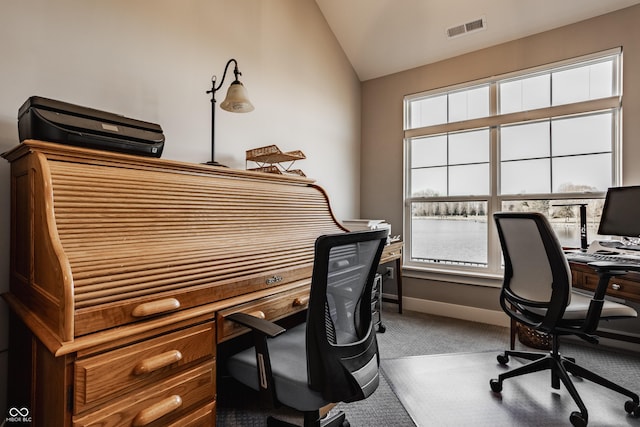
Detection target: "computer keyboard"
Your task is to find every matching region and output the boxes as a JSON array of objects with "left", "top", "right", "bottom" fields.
[{"left": 565, "top": 251, "right": 640, "bottom": 264}]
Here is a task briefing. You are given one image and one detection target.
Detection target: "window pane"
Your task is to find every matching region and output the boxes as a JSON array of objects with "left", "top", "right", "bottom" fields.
[
  {"left": 404, "top": 51, "right": 620, "bottom": 272},
  {"left": 501, "top": 159, "right": 550, "bottom": 194},
  {"left": 450, "top": 164, "right": 489, "bottom": 196},
  {"left": 552, "top": 60, "right": 614, "bottom": 106},
  {"left": 500, "top": 121, "right": 550, "bottom": 161},
  {"left": 408, "top": 94, "right": 447, "bottom": 128},
  {"left": 552, "top": 112, "right": 612, "bottom": 156},
  {"left": 589, "top": 61, "right": 614, "bottom": 99},
  {"left": 411, "top": 167, "right": 447, "bottom": 196},
  {"left": 449, "top": 129, "right": 489, "bottom": 164},
  {"left": 411, "top": 135, "right": 447, "bottom": 168},
  {"left": 449, "top": 86, "right": 489, "bottom": 122},
  {"left": 553, "top": 153, "right": 611, "bottom": 192},
  {"left": 499, "top": 74, "right": 550, "bottom": 114},
  {"left": 411, "top": 201, "right": 487, "bottom": 266},
  {"left": 501, "top": 198, "right": 606, "bottom": 248}
]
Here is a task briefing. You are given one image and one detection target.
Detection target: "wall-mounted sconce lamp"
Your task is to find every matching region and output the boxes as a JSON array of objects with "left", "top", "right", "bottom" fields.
[{"left": 205, "top": 58, "right": 254, "bottom": 166}]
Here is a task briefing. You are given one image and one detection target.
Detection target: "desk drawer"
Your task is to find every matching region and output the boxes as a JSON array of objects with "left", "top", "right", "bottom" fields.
[
  {"left": 582, "top": 272, "right": 640, "bottom": 303},
  {"left": 380, "top": 242, "right": 402, "bottom": 264},
  {"left": 73, "top": 361, "right": 215, "bottom": 427},
  {"left": 217, "top": 286, "right": 310, "bottom": 342},
  {"left": 74, "top": 322, "right": 215, "bottom": 413},
  {"left": 164, "top": 401, "right": 215, "bottom": 427}
]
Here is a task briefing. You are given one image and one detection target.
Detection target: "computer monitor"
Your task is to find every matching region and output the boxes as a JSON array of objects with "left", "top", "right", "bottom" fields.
[{"left": 597, "top": 185, "right": 640, "bottom": 238}]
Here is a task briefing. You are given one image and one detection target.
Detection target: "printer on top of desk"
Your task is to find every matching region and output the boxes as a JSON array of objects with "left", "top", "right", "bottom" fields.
[{"left": 18, "top": 96, "right": 165, "bottom": 157}]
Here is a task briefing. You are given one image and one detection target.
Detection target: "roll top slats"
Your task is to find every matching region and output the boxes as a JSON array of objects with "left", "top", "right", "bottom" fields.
[{"left": 11, "top": 143, "right": 344, "bottom": 337}]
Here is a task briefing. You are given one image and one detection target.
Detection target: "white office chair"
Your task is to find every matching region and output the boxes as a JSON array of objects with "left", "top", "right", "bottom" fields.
[{"left": 491, "top": 212, "right": 640, "bottom": 426}]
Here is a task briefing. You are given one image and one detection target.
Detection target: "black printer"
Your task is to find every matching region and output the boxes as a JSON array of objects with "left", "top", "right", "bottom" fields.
[{"left": 18, "top": 96, "right": 165, "bottom": 157}]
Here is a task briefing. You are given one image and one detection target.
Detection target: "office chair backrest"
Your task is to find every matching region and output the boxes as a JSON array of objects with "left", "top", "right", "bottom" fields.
[
  {"left": 306, "top": 229, "right": 388, "bottom": 404},
  {"left": 494, "top": 212, "right": 572, "bottom": 331}
]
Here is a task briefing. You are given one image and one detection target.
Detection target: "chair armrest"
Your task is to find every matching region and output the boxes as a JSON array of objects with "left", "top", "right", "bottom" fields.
[
  {"left": 226, "top": 312, "right": 287, "bottom": 408},
  {"left": 587, "top": 261, "right": 639, "bottom": 299},
  {"left": 587, "top": 260, "right": 640, "bottom": 274},
  {"left": 226, "top": 312, "right": 286, "bottom": 338}
]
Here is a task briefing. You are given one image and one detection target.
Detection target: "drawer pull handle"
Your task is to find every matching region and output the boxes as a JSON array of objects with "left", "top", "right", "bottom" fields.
[
  {"left": 132, "top": 395, "right": 182, "bottom": 426},
  {"left": 248, "top": 310, "right": 266, "bottom": 319},
  {"left": 132, "top": 298, "right": 180, "bottom": 317},
  {"left": 293, "top": 296, "right": 309, "bottom": 307},
  {"left": 611, "top": 283, "right": 622, "bottom": 291},
  {"left": 133, "top": 350, "right": 183, "bottom": 375}
]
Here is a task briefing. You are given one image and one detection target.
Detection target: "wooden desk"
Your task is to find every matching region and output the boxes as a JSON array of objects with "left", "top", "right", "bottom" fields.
[
  {"left": 569, "top": 261, "right": 640, "bottom": 305},
  {"left": 380, "top": 241, "right": 403, "bottom": 314},
  {"left": 569, "top": 260, "right": 640, "bottom": 344},
  {"left": 3, "top": 141, "right": 400, "bottom": 426}
]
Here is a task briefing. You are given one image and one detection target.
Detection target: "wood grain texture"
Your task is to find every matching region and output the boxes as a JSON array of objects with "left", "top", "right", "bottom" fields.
[
  {"left": 2, "top": 139, "right": 351, "bottom": 426},
  {"left": 3, "top": 140, "right": 346, "bottom": 343},
  {"left": 73, "top": 322, "right": 214, "bottom": 413},
  {"left": 72, "top": 361, "right": 215, "bottom": 427}
]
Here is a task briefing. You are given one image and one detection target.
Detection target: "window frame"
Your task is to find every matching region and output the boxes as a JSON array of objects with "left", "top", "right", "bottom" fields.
[{"left": 403, "top": 48, "right": 622, "bottom": 281}]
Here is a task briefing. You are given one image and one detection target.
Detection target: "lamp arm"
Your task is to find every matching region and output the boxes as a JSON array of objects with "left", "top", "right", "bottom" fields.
[{"left": 207, "top": 58, "right": 240, "bottom": 97}]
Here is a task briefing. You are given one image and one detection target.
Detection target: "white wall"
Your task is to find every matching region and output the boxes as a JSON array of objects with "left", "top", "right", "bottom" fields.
[{"left": 0, "top": 0, "right": 360, "bottom": 415}]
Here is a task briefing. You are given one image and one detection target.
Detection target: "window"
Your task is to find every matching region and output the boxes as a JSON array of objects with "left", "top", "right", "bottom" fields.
[{"left": 404, "top": 49, "right": 622, "bottom": 275}]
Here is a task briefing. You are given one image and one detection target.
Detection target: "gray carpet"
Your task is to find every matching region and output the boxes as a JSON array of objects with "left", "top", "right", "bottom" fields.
[{"left": 216, "top": 304, "right": 640, "bottom": 426}]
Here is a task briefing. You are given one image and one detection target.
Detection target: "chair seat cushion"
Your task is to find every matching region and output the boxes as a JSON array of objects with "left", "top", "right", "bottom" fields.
[
  {"left": 565, "top": 291, "right": 638, "bottom": 319},
  {"left": 528, "top": 291, "right": 638, "bottom": 320},
  {"left": 227, "top": 323, "right": 331, "bottom": 411}
]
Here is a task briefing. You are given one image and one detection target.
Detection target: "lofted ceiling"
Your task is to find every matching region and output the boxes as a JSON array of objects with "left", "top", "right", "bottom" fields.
[{"left": 315, "top": 0, "right": 640, "bottom": 81}]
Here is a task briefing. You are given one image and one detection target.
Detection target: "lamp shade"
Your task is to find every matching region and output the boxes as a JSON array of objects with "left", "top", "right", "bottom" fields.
[{"left": 220, "top": 81, "right": 254, "bottom": 112}]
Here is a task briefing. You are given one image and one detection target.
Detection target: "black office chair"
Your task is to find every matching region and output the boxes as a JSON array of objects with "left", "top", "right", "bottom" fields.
[
  {"left": 226, "top": 229, "right": 388, "bottom": 427},
  {"left": 490, "top": 212, "right": 640, "bottom": 426}
]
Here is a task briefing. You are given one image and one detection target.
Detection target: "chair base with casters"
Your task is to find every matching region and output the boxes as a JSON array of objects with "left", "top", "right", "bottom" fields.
[
  {"left": 490, "top": 266, "right": 640, "bottom": 427},
  {"left": 490, "top": 333, "right": 640, "bottom": 426}
]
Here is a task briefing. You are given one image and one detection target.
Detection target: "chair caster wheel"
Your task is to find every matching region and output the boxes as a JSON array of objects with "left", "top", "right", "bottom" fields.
[
  {"left": 341, "top": 421, "right": 350, "bottom": 427},
  {"left": 377, "top": 324, "right": 386, "bottom": 333},
  {"left": 625, "top": 400, "right": 640, "bottom": 416},
  {"left": 569, "top": 411, "right": 587, "bottom": 426},
  {"left": 489, "top": 379, "right": 502, "bottom": 392},
  {"left": 497, "top": 354, "right": 509, "bottom": 365}
]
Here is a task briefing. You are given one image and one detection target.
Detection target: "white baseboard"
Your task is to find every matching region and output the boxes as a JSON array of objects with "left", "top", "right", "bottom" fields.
[{"left": 402, "top": 296, "right": 510, "bottom": 328}]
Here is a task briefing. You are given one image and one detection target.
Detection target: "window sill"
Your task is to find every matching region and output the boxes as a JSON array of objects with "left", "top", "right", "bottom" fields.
[{"left": 402, "top": 264, "right": 503, "bottom": 288}]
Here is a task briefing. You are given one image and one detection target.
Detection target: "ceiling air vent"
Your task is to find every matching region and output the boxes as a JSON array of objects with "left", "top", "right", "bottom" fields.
[{"left": 446, "top": 17, "right": 486, "bottom": 39}]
